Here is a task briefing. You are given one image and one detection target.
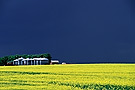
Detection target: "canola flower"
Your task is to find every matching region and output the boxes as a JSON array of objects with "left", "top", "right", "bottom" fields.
[{"left": 0, "top": 64, "right": 135, "bottom": 90}]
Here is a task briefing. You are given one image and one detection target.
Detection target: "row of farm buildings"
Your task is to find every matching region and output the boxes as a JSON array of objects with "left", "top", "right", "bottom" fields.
[{"left": 7, "top": 57, "right": 59, "bottom": 65}]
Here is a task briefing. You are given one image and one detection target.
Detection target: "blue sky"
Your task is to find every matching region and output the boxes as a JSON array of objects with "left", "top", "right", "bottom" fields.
[{"left": 0, "top": 0, "right": 135, "bottom": 63}]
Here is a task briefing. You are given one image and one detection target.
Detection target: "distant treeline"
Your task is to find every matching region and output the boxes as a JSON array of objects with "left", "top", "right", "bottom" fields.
[{"left": 0, "top": 53, "right": 52, "bottom": 66}]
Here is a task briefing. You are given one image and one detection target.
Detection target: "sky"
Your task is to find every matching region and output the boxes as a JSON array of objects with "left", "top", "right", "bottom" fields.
[{"left": 0, "top": 0, "right": 135, "bottom": 63}]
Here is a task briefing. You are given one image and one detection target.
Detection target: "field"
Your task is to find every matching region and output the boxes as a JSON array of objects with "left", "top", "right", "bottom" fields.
[{"left": 0, "top": 64, "right": 135, "bottom": 90}]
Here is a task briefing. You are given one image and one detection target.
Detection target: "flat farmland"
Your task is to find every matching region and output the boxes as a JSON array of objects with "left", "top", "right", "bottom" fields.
[{"left": 0, "top": 64, "right": 135, "bottom": 90}]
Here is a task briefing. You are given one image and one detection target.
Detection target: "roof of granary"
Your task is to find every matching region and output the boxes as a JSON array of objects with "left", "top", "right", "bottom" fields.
[
  {"left": 14, "top": 58, "right": 48, "bottom": 61},
  {"left": 51, "top": 60, "right": 59, "bottom": 62}
]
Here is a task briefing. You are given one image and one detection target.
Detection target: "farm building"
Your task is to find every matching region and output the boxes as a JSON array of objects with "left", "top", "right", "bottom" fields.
[
  {"left": 13, "top": 57, "right": 49, "bottom": 65},
  {"left": 51, "top": 59, "right": 59, "bottom": 64},
  {"left": 7, "top": 61, "right": 13, "bottom": 66}
]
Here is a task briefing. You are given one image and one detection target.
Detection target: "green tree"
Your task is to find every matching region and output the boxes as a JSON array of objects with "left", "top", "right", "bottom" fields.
[{"left": 0, "top": 53, "right": 52, "bottom": 65}]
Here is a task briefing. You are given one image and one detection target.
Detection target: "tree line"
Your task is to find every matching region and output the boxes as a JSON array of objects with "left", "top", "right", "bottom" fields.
[{"left": 0, "top": 53, "right": 52, "bottom": 66}]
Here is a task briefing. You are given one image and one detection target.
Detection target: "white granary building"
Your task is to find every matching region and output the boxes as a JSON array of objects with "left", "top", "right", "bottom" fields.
[
  {"left": 51, "top": 59, "right": 59, "bottom": 64},
  {"left": 13, "top": 57, "right": 49, "bottom": 65}
]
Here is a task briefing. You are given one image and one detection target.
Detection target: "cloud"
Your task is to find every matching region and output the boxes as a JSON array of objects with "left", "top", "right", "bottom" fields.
[{"left": 127, "top": 0, "right": 135, "bottom": 14}]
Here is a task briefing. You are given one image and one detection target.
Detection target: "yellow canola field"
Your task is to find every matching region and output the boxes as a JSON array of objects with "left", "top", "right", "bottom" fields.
[{"left": 0, "top": 64, "right": 135, "bottom": 90}]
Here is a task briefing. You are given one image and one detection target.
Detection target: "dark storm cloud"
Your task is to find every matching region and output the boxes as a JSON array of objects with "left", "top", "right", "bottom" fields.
[
  {"left": 0, "top": 0, "right": 135, "bottom": 63},
  {"left": 129, "top": 0, "right": 135, "bottom": 12}
]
